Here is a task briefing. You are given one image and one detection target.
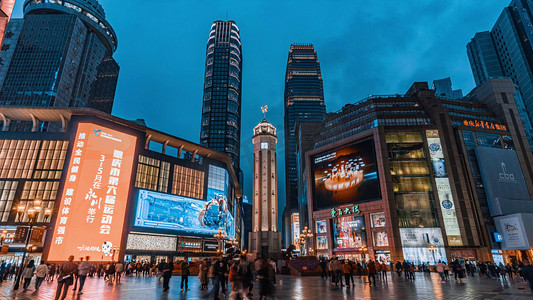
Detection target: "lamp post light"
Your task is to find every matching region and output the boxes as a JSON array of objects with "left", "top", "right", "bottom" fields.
[
  {"left": 428, "top": 245, "right": 437, "bottom": 264},
  {"left": 13, "top": 198, "right": 52, "bottom": 290},
  {"left": 213, "top": 227, "right": 227, "bottom": 256},
  {"left": 300, "top": 226, "right": 313, "bottom": 256}
]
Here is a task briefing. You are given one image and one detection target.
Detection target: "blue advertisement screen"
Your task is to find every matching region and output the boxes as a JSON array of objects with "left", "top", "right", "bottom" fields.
[{"left": 134, "top": 189, "right": 234, "bottom": 239}]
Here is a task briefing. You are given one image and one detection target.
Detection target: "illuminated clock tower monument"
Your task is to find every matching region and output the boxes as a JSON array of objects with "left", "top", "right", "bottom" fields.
[{"left": 249, "top": 112, "right": 281, "bottom": 258}]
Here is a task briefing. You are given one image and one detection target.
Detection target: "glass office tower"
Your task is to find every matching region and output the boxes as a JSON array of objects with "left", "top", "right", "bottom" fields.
[
  {"left": 0, "top": 0, "right": 119, "bottom": 117},
  {"left": 283, "top": 44, "right": 325, "bottom": 245},
  {"left": 200, "top": 20, "right": 243, "bottom": 171}
]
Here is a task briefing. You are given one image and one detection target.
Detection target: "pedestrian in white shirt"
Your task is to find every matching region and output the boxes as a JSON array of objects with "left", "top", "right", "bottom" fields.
[{"left": 35, "top": 261, "right": 49, "bottom": 290}]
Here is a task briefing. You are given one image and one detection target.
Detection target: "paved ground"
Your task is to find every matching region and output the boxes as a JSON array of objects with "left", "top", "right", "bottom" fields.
[{"left": 0, "top": 273, "right": 529, "bottom": 299}]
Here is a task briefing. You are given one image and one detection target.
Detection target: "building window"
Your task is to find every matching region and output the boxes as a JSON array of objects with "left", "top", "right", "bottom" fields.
[
  {"left": 135, "top": 155, "right": 160, "bottom": 191},
  {"left": 18, "top": 181, "right": 58, "bottom": 223},
  {"left": 0, "top": 181, "right": 18, "bottom": 222},
  {"left": 172, "top": 165, "right": 205, "bottom": 199},
  {"left": 0, "top": 140, "right": 41, "bottom": 179},
  {"left": 34, "top": 140, "right": 68, "bottom": 179}
]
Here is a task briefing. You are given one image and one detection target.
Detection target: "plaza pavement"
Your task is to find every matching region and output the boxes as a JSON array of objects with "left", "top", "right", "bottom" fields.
[{"left": 0, "top": 272, "right": 529, "bottom": 299}]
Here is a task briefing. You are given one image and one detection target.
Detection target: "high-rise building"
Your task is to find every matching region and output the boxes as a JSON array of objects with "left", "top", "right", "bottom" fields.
[
  {"left": 432, "top": 77, "right": 463, "bottom": 99},
  {"left": 200, "top": 20, "right": 243, "bottom": 171},
  {"left": 0, "top": 1, "right": 16, "bottom": 47},
  {"left": 249, "top": 119, "right": 281, "bottom": 258},
  {"left": 0, "top": 18, "right": 22, "bottom": 89},
  {"left": 0, "top": 0, "right": 119, "bottom": 119},
  {"left": 283, "top": 44, "right": 325, "bottom": 246},
  {"left": 466, "top": 1, "right": 533, "bottom": 131}
]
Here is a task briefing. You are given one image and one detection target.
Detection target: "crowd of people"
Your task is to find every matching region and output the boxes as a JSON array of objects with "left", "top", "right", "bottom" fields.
[
  {"left": 2, "top": 254, "right": 533, "bottom": 299},
  {"left": 318, "top": 256, "right": 533, "bottom": 292}
]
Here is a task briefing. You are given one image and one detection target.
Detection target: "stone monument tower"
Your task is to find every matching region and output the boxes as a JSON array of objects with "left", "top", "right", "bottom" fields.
[{"left": 249, "top": 112, "right": 281, "bottom": 259}]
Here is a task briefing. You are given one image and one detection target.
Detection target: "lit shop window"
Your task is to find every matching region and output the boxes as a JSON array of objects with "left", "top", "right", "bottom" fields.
[
  {"left": 0, "top": 181, "right": 18, "bottom": 222},
  {"left": 0, "top": 140, "right": 41, "bottom": 179},
  {"left": 172, "top": 165, "right": 205, "bottom": 199}
]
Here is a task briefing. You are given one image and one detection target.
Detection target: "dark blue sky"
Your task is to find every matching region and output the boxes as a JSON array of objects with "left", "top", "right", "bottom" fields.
[{"left": 14, "top": 0, "right": 507, "bottom": 225}]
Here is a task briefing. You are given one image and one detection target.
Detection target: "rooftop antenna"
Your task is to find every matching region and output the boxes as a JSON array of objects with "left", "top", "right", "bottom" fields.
[{"left": 261, "top": 105, "right": 269, "bottom": 120}]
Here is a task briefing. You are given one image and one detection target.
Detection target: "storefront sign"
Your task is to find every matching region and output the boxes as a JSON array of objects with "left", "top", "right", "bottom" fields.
[
  {"left": 331, "top": 205, "right": 360, "bottom": 218},
  {"left": 14, "top": 226, "right": 29, "bottom": 243},
  {"left": 126, "top": 233, "right": 177, "bottom": 252},
  {"left": 426, "top": 130, "right": 463, "bottom": 246},
  {"left": 462, "top": 120, "right": 507, "bottom": 131},
  {"left": 178, "top": 238, "right": 202, "bottom": 252},
  {"left": 491, "top": 249, "right": 503, "bottom": 255},
  {"left": 203, "top": 240, "right": 218, "bottom": 252},
  {"left": 48, "top": 123, "right": 137, "bottom": 261}
]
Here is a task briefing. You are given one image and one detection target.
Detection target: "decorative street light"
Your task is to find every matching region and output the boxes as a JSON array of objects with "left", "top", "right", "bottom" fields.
[
  {"left": 428, "top": 245, "right": 437, "bottom": 264},
  {"left": 300, "top": 226, "right": 313, "bottom": 256},
  {"left": 213, "top": 227, "right": 227, "bottom": 255},
  {"left": 13, "top": 198, "right": 52, "bottom": 290}
]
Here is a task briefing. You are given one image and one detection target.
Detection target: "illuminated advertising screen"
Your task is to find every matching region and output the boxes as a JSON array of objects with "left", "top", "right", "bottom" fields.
[
  {"left": 291, "top": 213, "right": 300, "bottom": 248},
  {"left": 311, "top": 139, "right": 380, "bottom": 210},
  {"left": 332, "top": 215, "right": 366, "bottom": 249},
  {"left": 48, "top": 123, "right": 137, "bottom": 262},
  {"left": 134, "top": 189, "right": 234, "bottom": 239}
]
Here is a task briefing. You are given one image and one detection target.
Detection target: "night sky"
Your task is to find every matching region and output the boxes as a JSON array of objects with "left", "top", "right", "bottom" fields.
[{"left": 13, "top": 0, "right": 507, "bottom": 226}]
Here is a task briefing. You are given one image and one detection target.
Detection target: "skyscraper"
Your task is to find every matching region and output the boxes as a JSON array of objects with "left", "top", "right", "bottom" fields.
[
  {"left": 200, "top": 21, "right": 243, "bottom": 171},
  {"left": 0, "top": 0, "right": 119, "bottom": 121},
  {"left": 467, "top": 0, "right": 533, "bottom": 148},
  {"left": 283, "top": 44, "right": 325, "bottom": 245}
]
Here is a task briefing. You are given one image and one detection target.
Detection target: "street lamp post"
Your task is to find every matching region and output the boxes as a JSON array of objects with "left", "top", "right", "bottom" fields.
[
  {"left": 213, "top": 227, "right": 227, "bottom": 256},
  {"left": 13, "top": 199, "right": 52, "bottom": 290},
  {"left": 300, "top": 226, "right": 313, "bottom": 256},
  {"left": 428, "top": 245, "right": 437, "bottom": 264}
]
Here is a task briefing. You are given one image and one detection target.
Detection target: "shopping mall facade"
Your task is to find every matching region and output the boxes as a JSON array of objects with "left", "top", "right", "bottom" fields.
[
  {"left": 298, "top": 78, "right": 533, "bottom": 265},
  {"left": 0, "top": 107, "right": 242, "bottom": 264}
]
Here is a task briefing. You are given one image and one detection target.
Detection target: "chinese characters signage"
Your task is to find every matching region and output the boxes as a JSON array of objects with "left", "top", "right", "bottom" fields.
[
  {"left": 426, "top": 130, "right": 463, "bottom": 246},
  {"left": 47, "top": 123, "right": 137, "bottom": 261},
  {"left": 331, "top": 205, "right": 361, "bottom": 218},
  {"left": 462, "top": 120, "right": 507, "bottom": 131}
]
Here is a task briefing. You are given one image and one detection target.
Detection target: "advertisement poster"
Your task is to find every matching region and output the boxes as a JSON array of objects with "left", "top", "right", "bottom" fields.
[
  {"left": 311, "top": 139, "right": 380, "bottom": 210},
  {"left": 332, "top": 215, "right": 366, "bottom": 249},
  {"left": 48, "top": 123, "right": 137, "bottom": 261},
  {"left": 375, "top": 250, "right": 391, "bottom": 263},
  {"left": 291, "top": 213, "right": 300, "bottom": 248},
  {"left": 317, "top": 236, "right": 328, "bottom": 249},
  {"left": 425, "top": 130, "right": 463, "bottom": 246},
  {"left": 134, "top": 189, "right": 234, "bottom": 239},
  {"left": 495, "top": 214, "right": 529, "bottom": 250},
  {"left": 399, "top": 227, "right": 445, "bottom": 247},
  {"left": 373, "top": 231, "right": 389, "bottom": 247},
  {"left": 476, "top": 147, "right": 530, "bottom": 216},
  {"left": 370, "top": 212, "right": 386, "bottom": 228},
  {"left": 402, "top": 247, "right": 447, "bottom": 265},
  {"left": 316, "top": 221, "right": 327, "bottom": 234}
]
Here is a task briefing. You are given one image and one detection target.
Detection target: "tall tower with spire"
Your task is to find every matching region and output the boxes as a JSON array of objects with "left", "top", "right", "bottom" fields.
[{"left": 249, "top": 117, "right": 281, "bottom": 258}]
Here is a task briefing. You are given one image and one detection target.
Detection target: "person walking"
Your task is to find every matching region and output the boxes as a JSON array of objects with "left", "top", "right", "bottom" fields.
[
  {"left": 21, "top": 260, "right": 36, "bottom": 291},
  {"left": 213, "top": 258, "right": 228, "bottom": 300},
  {"left": 34, "top": 261, "right": 49, "bottom": 290},
  {"left": 320, "top": 258, "right": 328, "bottom": 279},
  {"left": 77, "top": 256, "right": 92, "bottom": 295},
  {"left": 162, "top": 259, "right": 173, "bottom": 292},
  {"left": 55, "top": 255, "right": 77, "bottom": 300},
  {"left": 180, "top": 257, "right": 190, "bottom": 292},
  {"left": 436, "top": 261, "right": 446, "bottom": 283},
  {"left": 367, "top": 260, "right": 376, "bottom": 287},
  {"left": 520, "top": 260, "right": 533, "bottom": 292},
  {"left": 199, "top": 259, "right": 209, "bottom": 290},
  {"left": 395, "top": 261, "right": 402, "bottom": 277},
  {"left": 342, "top": 260, "right": 351, "bottom": 287},
  {"left": 115, "top": 261, "right": 124, "bottom": 283}
]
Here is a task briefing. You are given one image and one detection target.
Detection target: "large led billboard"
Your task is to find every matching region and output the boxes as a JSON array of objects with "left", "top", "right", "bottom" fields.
[
  {"left": 48, "top": 123, "right": 137, "bottom": 261},
  {"left": 311, "top": 139, "right": 380, "bottom": 210},
  {"left": 134, "top": 189, "right": 235, "bottom": 239},
  {"left": 331, "top": 215, "right": 366, "bottom": 249}
]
